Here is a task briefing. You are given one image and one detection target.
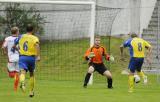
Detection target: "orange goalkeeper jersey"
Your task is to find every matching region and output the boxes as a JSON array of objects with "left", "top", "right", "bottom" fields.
[{"left": 84, "top": 46, "right": 109, "bottom": 64}]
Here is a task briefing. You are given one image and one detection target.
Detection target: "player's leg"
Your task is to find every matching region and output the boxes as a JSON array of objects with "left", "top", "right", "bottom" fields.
[
  {"left": 14, "top": 71, "right": 19, "bottom": 91},
  {"left": 19, "top": 69, "right": 26, "bottom": 92},
  {"left": 7, "top": 63, "right": 15, "bottom": 78},
  {"left": 29, "top": 71, "right": 35, "bottom": 97},
  {"left": 28, "top": 56, "right": 36, "bottom": 97},
  {"left": 14, "top": 62, "right": 19, "bottom": 91},
  {"left": 103, "top": 70, "right": 113, "bottom": 89},
  {"left": 128, "top": 58, "right": 136, "bottom": 92},
  {"left": 7, "top": 62, "right": 19, "bottom": 91},
  {"left": 83, "top": 65, "right": 95, "bottom": 88},
  {"left": 137, "top": 70, "right": 147, "bottom": 84},
  {"left": 128, "top": 72, "right": 134, "bottom": 92},
  {"left": 19, "top": 56, "right": 28, "bottom": 92},
  {"left": 97, "top": 64, "right": 113, "bottom": 89},
  {"left": 136, "top": 58, "right": 147, "bottom": 84}
]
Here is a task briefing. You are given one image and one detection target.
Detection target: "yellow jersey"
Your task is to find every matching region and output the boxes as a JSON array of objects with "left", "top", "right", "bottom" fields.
[
  {"left": 123, "top": 37, "right": 151, "bottom": 58},
  {"left": 18, "top": 34, "right": 39, "bottom": 56}
]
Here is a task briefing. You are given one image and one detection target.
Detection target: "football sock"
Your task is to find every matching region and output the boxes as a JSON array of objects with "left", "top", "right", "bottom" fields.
[
  {"left": 107, "top": 78, "right": 113, "bottom": 88},
  {"left": 128, "top": 75, "right": 134, "bottom": 91},
  {"left": 14, "top": 73, "right": 19, "bottom": 91},
  {"left": 83, "top": 73, "right": 91, "bottom": 87},
  {"left": 29, "top": 76, "right": 35, "bottom": 92},
  {"left": 137, "top": 71, "right": 145, "bottom": 78},
  {"left": 20, "top": 73, "right": 25, "bottom": 85}
]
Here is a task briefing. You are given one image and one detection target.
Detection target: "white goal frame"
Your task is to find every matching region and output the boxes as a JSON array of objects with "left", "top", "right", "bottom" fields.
[{"left": 0, "top": 0, "right": 95, "bottom": 84}]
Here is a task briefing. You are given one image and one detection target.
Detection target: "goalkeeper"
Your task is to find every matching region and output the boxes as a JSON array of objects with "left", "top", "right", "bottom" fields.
[{"left": 83, "top": 36, "right": 114, "bottom": 89}]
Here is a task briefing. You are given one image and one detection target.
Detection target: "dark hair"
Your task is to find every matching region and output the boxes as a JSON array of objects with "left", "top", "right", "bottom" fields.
[
  {"left": 130, "top": 32, "right": 138, "bottom": 38},
  {"left": 26, "top": 24, "right": 34, "bottom": 32}
]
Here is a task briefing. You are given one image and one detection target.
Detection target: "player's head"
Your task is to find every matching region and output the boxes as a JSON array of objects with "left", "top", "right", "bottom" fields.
[
  {"left": 94, "top": 36, "right": 101, "bottom": 47},
  {"left": 26, "top": 24, "right": 34, "bottom": 33},
  {"left": 130, "top": 32, "right": 138, "bottom": 38},
  {"left": 11, "top": 27, "right": 19, "bottom": 35}
]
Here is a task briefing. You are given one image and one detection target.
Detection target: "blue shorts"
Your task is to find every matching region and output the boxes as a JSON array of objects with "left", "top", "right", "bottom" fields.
[
  {"left": 128, "top": 57, "right": 144, "bottom": 73},
  {"left": 19, "top": 55, "right": 36, "bottom": 72}
]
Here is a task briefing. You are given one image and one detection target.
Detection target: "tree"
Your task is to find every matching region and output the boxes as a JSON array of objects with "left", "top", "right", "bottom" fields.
[{"left": 0, "top": 3, "right": 46, "bottom": 35}]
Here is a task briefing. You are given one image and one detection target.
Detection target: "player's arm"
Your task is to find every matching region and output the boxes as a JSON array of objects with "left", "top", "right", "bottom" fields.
[
  {"left": 102, "top": 47, "right": 110, "bottom": 61},
  {"left": 101, "top": 46, "right": 114, "bottom": 61},
  {"left": 102, "top": 47, "right": 114, "bottom": 62},
  {"left": 144, "top": 40, "right": 152, "bottom": 64},
  {"left": 146, "top": 45, "right": 152, "bottom": 58},
  {"left": 120, "top": 39, "right": 131, "bottom": 60},
  {"left": 84, "top": 48, "right": 95, "bottom": 64},
  {"left": 120, "top": 44, "right": 124, "bottom": 60},
  {"left": 1, "top": 39, "right": 8, "bottom": 55},
  {"left": 12, "top": 35, "right": 21, "bottom": 51},
  {"left": 35, "top": 42, "right": 40, "bottom": 61},
  {"left": 84, "top": 48, "right": 91, "bottom": 61}
]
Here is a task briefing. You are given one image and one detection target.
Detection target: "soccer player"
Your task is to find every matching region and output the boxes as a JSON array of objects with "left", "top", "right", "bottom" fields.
[
  {"left": 1, "top": 27, "right": 20, "bottom": 91},
  {"left": 14, "top": 24, "right": 40, "bottom": 97},
  {"left": 120, "top": 33, "right": 152, "bottom": 92},
  {"left": 83, "top": 36, "right": 114, "bottom": 89}
]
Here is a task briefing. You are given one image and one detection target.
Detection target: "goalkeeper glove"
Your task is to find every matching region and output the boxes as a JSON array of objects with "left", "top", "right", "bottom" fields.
[
  {"left": 105, "top": 54, "right": 114, "bottom": 62},
  {"left": 109, "top": 55, "right": 114, "bottom": 62},
  {"left": 88, "top": 52, "right": 95, "bottom": 58}
]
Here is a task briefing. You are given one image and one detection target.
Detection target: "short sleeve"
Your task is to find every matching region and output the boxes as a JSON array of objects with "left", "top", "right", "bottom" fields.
[
  {"left": 33, "top": 37, "right": 39, "bottom": 44},
  {"left": 101, "top": 46, "right": 107, "bottom": 55},
  {"left": 123, "top": 38, "right": 132, "bottom": 47},
  {"left": 14, "top": 35, "right": 22, "bottom": 45},
  {"left": 144, "top": 40, "right": 151, "bottom": 48}
]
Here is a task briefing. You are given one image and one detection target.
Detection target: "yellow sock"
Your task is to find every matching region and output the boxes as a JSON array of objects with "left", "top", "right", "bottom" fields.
[
  {"left": 20, "top": 73, "right": 25, "bottom": 84},
  {"left": 128, "top": 75, "right": 134, "bottom": 91},
  {"left": 137, "top": 71, "right": 145, "bottom": 78},
  {"left": 29, "top": 76, "right": 35, "bottom": 92}
]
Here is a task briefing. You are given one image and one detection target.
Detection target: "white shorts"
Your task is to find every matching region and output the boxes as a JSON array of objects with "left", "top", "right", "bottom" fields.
[
  {"left": 7, "top": 62, "right": 19, "bottom": 72},
  {"left": 8, "top": 54, "right": 19, "bottom": 62}
]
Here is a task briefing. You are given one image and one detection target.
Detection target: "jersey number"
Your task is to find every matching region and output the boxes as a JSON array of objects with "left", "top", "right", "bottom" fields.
[
  {"left": 138, "top": 42, "right": 142, "bottom": 51},
  {"left": 23, "top": 41, "right": 28, "bottom": 51}
]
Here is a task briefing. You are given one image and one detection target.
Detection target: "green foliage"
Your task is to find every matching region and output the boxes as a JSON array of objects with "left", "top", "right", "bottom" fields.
[{"left": 0, "top": 3, "right": 46, "bottom": 35}]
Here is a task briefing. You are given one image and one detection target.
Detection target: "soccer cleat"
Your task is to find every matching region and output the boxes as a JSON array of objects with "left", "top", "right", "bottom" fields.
[
  {"left": 83, "top": 84, "right": 87, "bottom": 88},
  {"left": 143, "top": 76, "right": 148, "bottom": 84},
  {"left": 108, "top": 83, "right": 113, "bottom": 89},
  {"left": 128, "top": 89, "right": 133, "bottom": 93},
  {"left": 128, "top": 88, "right": 134, "bottom": 93},
  {"left": 29, "top": 91, "right": 34, "bottom": 97},
  {"left": 20, "top": 83, "right": 25, "bottom": 92},
  {"left": 108, "top": 86, "right": 113, "bottom": 89}
]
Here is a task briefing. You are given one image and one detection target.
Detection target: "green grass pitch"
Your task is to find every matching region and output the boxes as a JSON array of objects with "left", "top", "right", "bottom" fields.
[{"left": 0, "top": 74, "right": 160, "bottom": 102}]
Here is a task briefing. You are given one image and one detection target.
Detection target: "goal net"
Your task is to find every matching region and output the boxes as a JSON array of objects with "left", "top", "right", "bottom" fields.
[{"left": 0, "top": 0, "right": 121, "bottom": 82}]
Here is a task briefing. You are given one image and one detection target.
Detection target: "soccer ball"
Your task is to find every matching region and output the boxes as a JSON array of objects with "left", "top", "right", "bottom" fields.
[{"left": 134, "top": 75, "right": 140, "bottom": 83}]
